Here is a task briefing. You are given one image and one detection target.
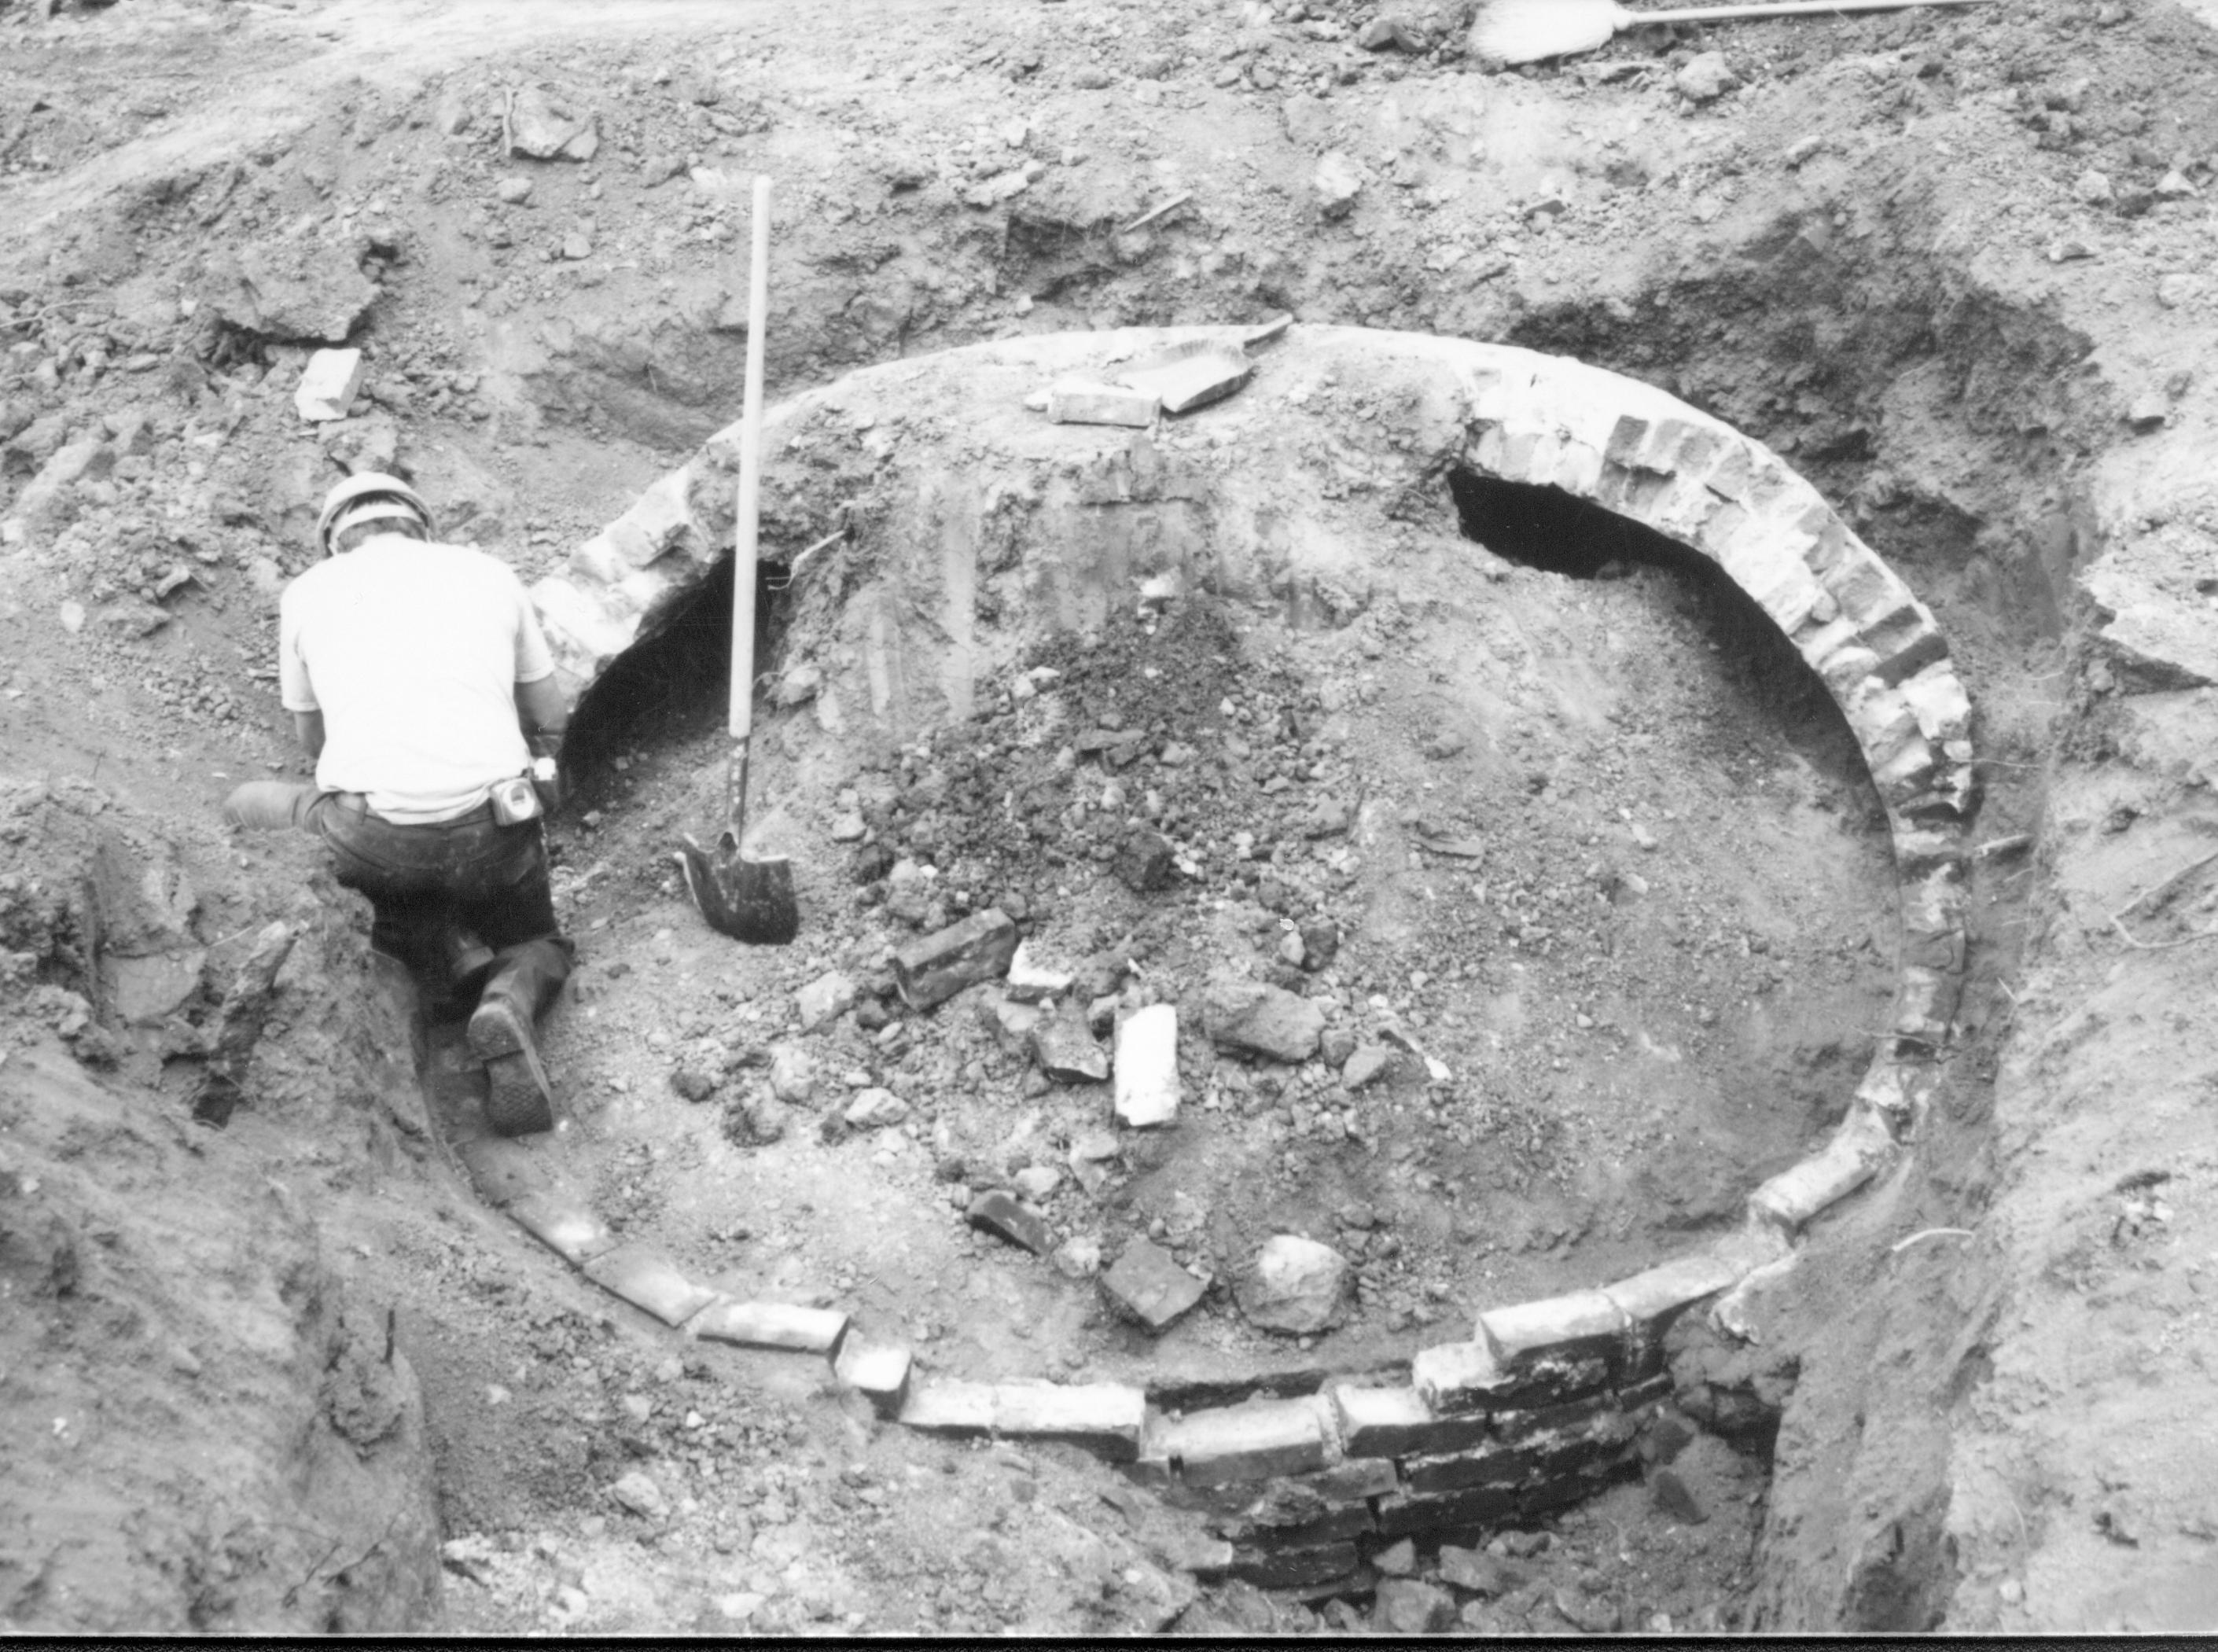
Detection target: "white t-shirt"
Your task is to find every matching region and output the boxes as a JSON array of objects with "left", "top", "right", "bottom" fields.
[{"left": 280, "top": 534, "right": 557, "bottom": 823}]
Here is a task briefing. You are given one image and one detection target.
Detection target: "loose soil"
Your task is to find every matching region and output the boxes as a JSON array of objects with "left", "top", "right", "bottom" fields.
[{"left": 6, "top": 0, "right": 2218, "bottom": 1635}]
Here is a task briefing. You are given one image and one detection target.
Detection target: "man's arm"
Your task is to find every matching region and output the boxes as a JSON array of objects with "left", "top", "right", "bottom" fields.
[
  {"left": 515, "top": 675, "right": 568, "bottom": 751},
  {"left": 292, "top": 710, "right": 326, "bottom": 758}
]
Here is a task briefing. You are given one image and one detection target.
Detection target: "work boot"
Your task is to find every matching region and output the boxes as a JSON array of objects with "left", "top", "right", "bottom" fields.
[
  {"left": 440, "top": 925, "right": 498, "bottom": 1002},
  {"left": 467, "top": 940, "right": 568, "bottom": 1137}
]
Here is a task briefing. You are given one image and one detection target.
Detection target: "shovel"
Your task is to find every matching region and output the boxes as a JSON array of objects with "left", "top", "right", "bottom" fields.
[
  {"left": 1470, "top": 0, "right": 1990, "bottom": 69},
  {"left": 675, "top": 175, "right": 800, "bottom": 946}
]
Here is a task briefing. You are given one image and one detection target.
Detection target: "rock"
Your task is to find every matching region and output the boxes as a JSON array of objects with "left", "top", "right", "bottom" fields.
[
  {"left": 1299, "top": 921, "right": 1340, "bottom": 970},
  {"left": 611, "top": 1470, "right": 668, "bottom": 1520},
  {"left": 991, "top": 997, "right": 1043, "bottom": 1053},
  {"left": 1113, "top": 831, "right": 1176, "bottom": 893},
  {"left": 1101, "top": 1238, "right": 1205, "bottom": 1331},
  {"left": 671, "top": 1058, "right": 721, "bottom": 1102},
  {"left": 1374, "top": 1578, "right": 1455, "bottom": 1634},
  {"left": 202, "top": 239, "right": 378, "bottom": 344},
  {"left": 830, "top": 811, "right": 867, "bottom": 843},
  {"left": 1553, "top": 1588, "right": 1621, "bottom": 1635},
  {"left": 1113, "top": 1004, "right": 1180, "bottom": 1128},
  {"left": 2, "top": 411, "right": 69, "bottom": 478},
  {"left": 1341, "top": 1043, "right": 1397, "bottom": 1091},
  {"left": 774, "top": 662, "right": 822, "bottom": 708},
  {"left": 796, "top": 972, "right": 857, "bottom": 1032},
  {"left": 495, "top": 175, "right": 533, "bottom": 204},
  {"left": 2074, "top": 167, "right": 2115, "bottom": 206},
  {"left": 967, "top": 1189, "right": 1052, "bottom": 1255},
  {"left": 1005, "top": 942, "right": 1075, "bottom": 1004},
  {"left": 1276, "top": 929, "right": 1306, "bottom": 969},
  {"left": 1313, "top": 150, "right": 1364, "bottom": 220},
  {"left": 1300, "top": 798, "right": 1351, "bottom": 838},
  {"left": 1357, "top": 15, "right": 1422, "bottom": 50},
  {"left": 844, "top": 1087, "right": 909, "bottom": 1129},
  {"left": 13, "top": 440, "right": 106, "bottom": 524},
  {"left": 892, "top": 909, "right": 1018, "bottom": 1010},
  {"left": 1675, "top": 52, "right": 1737, "bottom": 103},
  {"left": 1052, "top": 1234, "right": 1103, "bottom": 1278},
  {"left": 294, "top": 348, "right": 364, "bottom": 422},
  {"left": 1437, "top": 1544, "right": 1518, "bottom": 1596},
  {"left": 1650, "top": 1466, "right": 1706, "bottom": 1524},
  {"left": 2157, "top": 273, "right": 2205, "bottom": 310},
  {"left": 887, "top": 859, "right": 934, "bottom": 925},
  {"left": 1201, "top": 973, "right": 1323, "bottom": 1062},
  {"left": 1236, "top": 1234, "right": 1348, "bottom": 1334},
  {"left": 1013, "top": 1164, "right": 1063, "bottom": 1201},
  {"left": 1374, "top": 1537, "right": 1417, "bottom": 1577},
  {"left": 768, "top": 1043, "right": 817, "bottom": 1104},
  {"left": 560, "top": 233, "right": 592, "bottom": 262},
  {"left": 98, "top": 602, "right": 171, "bottom": 638},
  {"left": 2127, "top": 388, "right": 2171, "bottom": 432},
  {"left": 507, "top": 86, "right": 594, "bottom": 160},
  {"left": 2157, "top": 169, "right": 2200, "bottom": 199},
  {"left": 728, "top": 1093, "right": 787, "bottom": 1144},
  {"left": 1033, "top": 1010, "right": 1110, "bottom": 1084}
]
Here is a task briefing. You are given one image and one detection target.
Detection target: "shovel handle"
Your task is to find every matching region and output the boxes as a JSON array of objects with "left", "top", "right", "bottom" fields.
[
  {"left": 1642, "top": 0, "right": 1988, "bottom": 24},
  {"left": 731, "top": 175, "right": 771, "bottom": 749}
]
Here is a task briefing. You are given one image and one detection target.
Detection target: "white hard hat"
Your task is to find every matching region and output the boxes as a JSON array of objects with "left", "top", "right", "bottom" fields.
[{"left": 315, "top": 472, "right": 433, "bottom": 554}]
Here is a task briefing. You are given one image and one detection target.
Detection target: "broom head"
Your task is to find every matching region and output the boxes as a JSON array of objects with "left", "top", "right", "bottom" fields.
[{"left": 1469, "top": 0, "right": 1627, "bottom": 67}]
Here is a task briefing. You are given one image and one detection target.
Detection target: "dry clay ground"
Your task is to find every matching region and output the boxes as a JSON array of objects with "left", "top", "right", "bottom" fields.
[{"left": 4, "top": 0, "right": 2218, "bottom": 1635}]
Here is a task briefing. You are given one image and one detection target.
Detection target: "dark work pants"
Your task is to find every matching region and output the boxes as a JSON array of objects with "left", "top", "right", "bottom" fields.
[{"left": 227, "top": 782, "right": 572, "bottom": 1020}]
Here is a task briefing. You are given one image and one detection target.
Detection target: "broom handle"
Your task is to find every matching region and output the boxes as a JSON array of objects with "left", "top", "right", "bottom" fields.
[
  {"left": 728, "top": 175, "right": 771, "bottom": 828},
  {"left": 1640, "top": 0, "right": 1988, "bottom": 23}
]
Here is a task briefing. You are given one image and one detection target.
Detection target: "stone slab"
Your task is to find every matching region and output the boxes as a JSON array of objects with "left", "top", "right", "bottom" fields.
[
  {"left": 833, "top": 1339, "right": 914, "bottom": 1417},
  {"left": 690, "top": 1300, "right": 851, "bottom": 1356},
  {"left": 1102, "top": 1238, "right": 1205, "bottom": 1331},
  {"left": 1048, "top": 381, "right": 1159, "bottom": 428},
  {"left": 1332, "top": 1383, "right": 1492, "bottom": 1458},
  {"left": 1160, "top": 1396, "right": 1332, "bottom": 1486},
  {"left": 898, "top": 1379, "right": 998, "bottom": 1439},
  {"left": 293, "top": 348, "right": 363, "bottom": 421},
  {"left": 992, "top": 1382, "right": 1146, "bottom": 1460},
  {"left": 1374, "top": 1483, "right": 1519, "bottom": 1539},
  {"left": 582, "top": 1246, "right": 721, "bottom": 1328},
  {"left": 1411, "top": 1341, "right": 1510, "bottom": 1415}
]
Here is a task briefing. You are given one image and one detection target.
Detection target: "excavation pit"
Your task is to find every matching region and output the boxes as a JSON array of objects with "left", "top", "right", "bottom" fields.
[{"left": 419, "top": 325, "right": 1976, "bottom": 1610}]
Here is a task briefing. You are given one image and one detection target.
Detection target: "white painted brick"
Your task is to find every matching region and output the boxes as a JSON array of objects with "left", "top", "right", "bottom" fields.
[
  {"left": 1749, "top": 1108, "right": 1896, "bottom": 1231},
  {"left": 1602, "top": 1254, "right": 1742, "bottom": 1326},
  {"left": 992, "top": 1382, "right": 1146, "bottom": 1460},
  {"left": 581, "top": 1247, "right": 720, "bottom": 1328},
  {"left": 1332, "top": 1383, "right": 1491, "bottom": 1457},
  {"left": 1113, "top": 1004, "right": 1180, "bottom": 1128},
  {"left": 1161, "top": 1395, "right": 1333, "bottom": 1485},
  {"left": 690, "top": 1300, "right": 851, "bottom": 1356},
  {"left": 1411, "top": 1340, "right": 1510, "bottom": 1414},
  {"left": 293, "top": 348, "right": 363, "bottom": 421},
  {"left": 1478, "top": 1290, "right": 1628, "bottom": 1363}
]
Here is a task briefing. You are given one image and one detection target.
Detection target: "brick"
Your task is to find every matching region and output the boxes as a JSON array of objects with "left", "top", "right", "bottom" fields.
[
  {"left": 1116, "top": 341, "right": 1252, "bottom": 415},
  {"left": 1161, "top": 1396, "right": 1333, "bottom": 1486},
  {"left": 567, "top": 533, "right": 627, "bottom": 587},
  {"left": 1749, "top": 1109, "right": 1896, "bottom": 1232},
  {"left": 1223, "top": 1499, "right": 1378, "bottom": 1548},
  {"left": 1517, "top": 1462, "right": 1626, "bottom": 1518},
  {"left": 1411, "top": 1341, "right": 1510, "bottom": 1415},
  {"left": 1488, "top": 1389, "right": 1622, "bottom": 1441},
  {"left": 581, "top": 1247, "right": 720, "bottom": 1328},
  {"left": 893, "top": 909, "right": 1018, "bottom": 1011},
  {"left": 532, "top": 577, "right": 637, "bottom": 675},
  {"left": 1228, "top": 1540, "right": 1360, "bottom": 1589},
  {"left": 1479, "top": 1290, "right": 1628, "bottom": 1366},
  {"left": 1374, "top": 1483, "right": 1518, "bottom": 1538},
  {"left": 1113, "top": 1004, "right": 1180, "bottom": 1128},
  {"left": 1902, "top": 864, "right": 1966, "bottom": 935},
  {"left": 1855, "top": 1061, "right": 1921, "bottom": 1128},
  {"left": 1102, "top": 1238, "right": 1205, "bottom": 1332},
  {"left": 1332, "top": 1384, "right": 1491, "bottom": 1458},
  {"left": 967, "top": 1189, "right": 1053, "bottom": 1256},
  {"left": 1649, "top": 472, "right": 1726, "bottom": 542},
  {"left": 1823, "top": 550, "right": 1905, "bottom": 620},
  {"left": 1898, "top": 661, "right": 1973, "bottom": 743},
  {"left": 1701, "top": 439, "right": 1756, "bottom": 499},
  {"left": 1469, "top": 421, "right": 1510, "bottom": 476},
  {"left": 1546, "top": 437, "right": 1605, "bottom": 499},
  {"left": 1302, "top": 1457, "right": 1398, "bottom": 1502},
  {"left": 690, "top": 1300, "right": 850, "bottom": 1356},
  {"left": 1890, "top": 824, "right": 1967, "bottom": 878},
  {"left": 1050, "top": 380, "right": 1160, "bottom": 428},
  {"left": 1603, "top": 1253, "right": 1742, "bottom": 1330},
  {"left": 506, "top": 1191, "right": 620, "bottom": 1265},
  {"left": 898, "top": 1380, "right": 998, "bottom": 1439},
  {"left": 1403, "top": 1441, "right": 1524, "bottom": 1495},
  {"left": 992, "top": 1381, "right": 1146, "bottom": 1461},
  {"left": 1709, "top": 1220, "right": 1794, "bottom": 1278},
  {"left": 1892, "top": 963, "right": 1964, "bottom": 1045},
  {"left": 1602, "top": 414, "right": 1654, "bottom": 469},
  {"left": 833, "top": 1339, "right": 913, "bottom": 1417},
  {"left": 294, "top": 348, "right": 364, "bottom": 421}
]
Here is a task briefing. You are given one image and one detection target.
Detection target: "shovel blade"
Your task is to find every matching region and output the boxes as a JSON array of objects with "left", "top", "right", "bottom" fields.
[{"left": 675, "top": 833, "right": 800, "bottom": 945}]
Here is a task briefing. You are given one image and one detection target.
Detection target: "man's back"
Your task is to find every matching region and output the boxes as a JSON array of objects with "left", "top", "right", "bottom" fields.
[{"left": 281, "top": 535, "right": 554, "bottom": 822}]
